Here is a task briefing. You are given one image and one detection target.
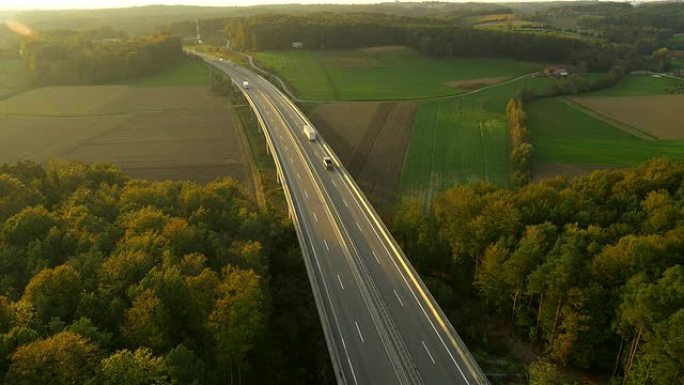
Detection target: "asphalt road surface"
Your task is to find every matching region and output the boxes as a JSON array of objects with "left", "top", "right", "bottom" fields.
[{"left": 199, "top": 53, "right": 490, "bottom": 385}]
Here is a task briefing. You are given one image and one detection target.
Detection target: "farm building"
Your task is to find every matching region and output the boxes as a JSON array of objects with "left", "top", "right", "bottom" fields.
[
  {"left": 291, "top": 42, "right": 304, "bottom": 49},
  {"left": 544, "top": 65, "right": 569, "bottom": 77}
]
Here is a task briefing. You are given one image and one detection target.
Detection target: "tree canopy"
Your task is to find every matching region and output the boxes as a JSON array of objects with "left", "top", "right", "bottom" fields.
[
  {"left": 394, "top": 158, "right": 684, "bottom": 383},
  {"left": 0, "top": 160, "right": 330, "bottom": 384}
]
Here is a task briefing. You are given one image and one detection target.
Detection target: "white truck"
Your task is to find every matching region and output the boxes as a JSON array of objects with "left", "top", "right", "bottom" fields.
[
  {"left": 303, "top": 124, "right": 316, "bottom": 141},
  {"left": 242, "top": 80, "right": 250, "bottom": 89}
]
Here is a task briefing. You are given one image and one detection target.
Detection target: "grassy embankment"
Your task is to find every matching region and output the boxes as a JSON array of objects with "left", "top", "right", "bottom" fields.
[{"left": 528, "top": 75, "right": 684, "bottom": 168}]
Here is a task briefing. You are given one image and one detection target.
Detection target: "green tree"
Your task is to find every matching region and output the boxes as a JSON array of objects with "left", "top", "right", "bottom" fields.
[
  {"left": 208, "top": 266, "right": 266, "bottom": 379},
  {"left": 21, "top": 264, "right": 81, "bottom": 323},
  {"left": 95, "top": 347, "right": 172, "bottom": 385},
  {"left": 5, "top": 332, "right": 100, "bottom": 385}
]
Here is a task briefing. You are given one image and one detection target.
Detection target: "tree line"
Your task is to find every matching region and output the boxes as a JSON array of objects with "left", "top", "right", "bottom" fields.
[
  {"left": 0, "top": 161, "right": 332, "bottom": 384},
  {"left": 20, "top": 30, "right": 184, "bottom": 86},
  {"left": 393, "top": 158, "right": 684, "bottom": 384},
  {"left": 224, "top": 13, "right": 621, "bottom": 70},
  {"left": 506, "top": 98, "right": 533, "bottom": 189}
]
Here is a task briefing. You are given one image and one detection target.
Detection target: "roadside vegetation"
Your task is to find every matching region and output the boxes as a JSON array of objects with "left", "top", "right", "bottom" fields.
[{"left": 393, "top": 158, "right": 684, "bottom": 384}]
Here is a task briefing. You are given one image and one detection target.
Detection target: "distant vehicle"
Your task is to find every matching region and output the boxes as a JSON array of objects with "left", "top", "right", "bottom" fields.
[
  {"left": 219, "top": 58, "right": 223, "bottom": 61},
  {"left": 303, "top": 124, "right": 316, "bottom": 141},
  {"left": 323, "top": 156, "right": 334, "bottom": 170},
  {"left": 242, "top": 81, "right": 250, "bottom": 89}
]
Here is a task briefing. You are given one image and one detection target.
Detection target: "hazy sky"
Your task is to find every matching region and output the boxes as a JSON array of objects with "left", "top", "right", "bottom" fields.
[{"left": 0, "top": 0, "right": 588, "bottom": 11}]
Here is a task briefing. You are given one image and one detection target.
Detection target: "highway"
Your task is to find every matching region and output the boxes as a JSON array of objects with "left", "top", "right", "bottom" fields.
[{"left": 198, "top": 53, "right": 490, "bottom": 385}]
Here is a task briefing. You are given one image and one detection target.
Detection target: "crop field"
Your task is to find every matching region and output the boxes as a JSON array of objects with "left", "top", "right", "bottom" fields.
[
  {"left": 400, "top": 76, "right": 554, "bottom": 205},
  {"left": 0, "top": 82, "right": 252, "bottom": 189},
  {"left": 256, "top": 47, "right": 540, "bottom": 100},
  {"left": 528, "top": 97, "right": 684, "bottom": 169},
  {"left": 571, "top": 95, "right": 684, "bottom": 139},
  {"left": 310, "top": 101, "right": 416, "bottom": 208}
]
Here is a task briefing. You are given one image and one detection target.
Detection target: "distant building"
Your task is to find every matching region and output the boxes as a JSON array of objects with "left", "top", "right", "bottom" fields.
[
  {"left": 544, "top": 65, "right": 569, "bottom": 78},
  {"left": 291, "top": 42, "right": 304, "bottom": 49}
]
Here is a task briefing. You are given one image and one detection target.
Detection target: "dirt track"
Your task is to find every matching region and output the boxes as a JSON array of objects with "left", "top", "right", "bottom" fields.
[{"left": 311, "top": 102, "right": 417, "bottom": 208}]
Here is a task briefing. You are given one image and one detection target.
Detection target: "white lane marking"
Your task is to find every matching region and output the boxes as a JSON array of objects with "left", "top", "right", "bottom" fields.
[
  {"left": 290, "top": 157, "right": 293, "bottom": 164},
  {"left": 336, "top": 169, "right": 471, "bottom": 382},
  {"left": 393, "top": 289, "right": 404, "bottom": 307},
  {"left": 323, "top": 239, "right": 330, "bottom": 251},
  {"left": 332, "top": 179, "right": 337, "bottom": 187},
  {"left": 297, "top": 172, "right": 301, "bottom": 180},
  {"left": 354, "top": 322, "right": 365, "bottom": 343},
  {"left": 343, "top": 199, "right": 349, "bottom": 207},
  {"left": 337, "top": 275, "right": 344, "bottom": 290},
  {"left": 356, "top": 222, "right": 362, "bottom": 231},
  {"left": 304, "top": 190, "right": 309, "bottom": 199},
  {"left": 422, "top": 340, "right": 436, "bottom": 364},
  {"left": 372, "top": 250, "right": 380, "bottom": 264},
  {"left": 313, "top": 212, "right": 318, "bottom": 222},
  {"left": 310, "top": 245, "right": 359, "bottom": 385}
]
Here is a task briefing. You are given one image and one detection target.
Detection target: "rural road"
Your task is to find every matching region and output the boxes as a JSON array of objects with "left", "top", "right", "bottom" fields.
[{"left": 195, "top": 52, "right": 491, "bottom": 385}]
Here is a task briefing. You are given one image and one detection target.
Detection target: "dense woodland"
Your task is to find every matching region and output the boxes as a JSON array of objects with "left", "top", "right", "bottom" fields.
[
  {"left": 225, "top": 13, "right": 619, "bottom": 70},
  {"left": 393, "top": 159, "right": 684, "bottom": 384},
  {"left": 20, "top": 31, "right": 184, "bottom": 86},
  {"left": 0, "top": 161, "right": 331, "bottom": 384}
]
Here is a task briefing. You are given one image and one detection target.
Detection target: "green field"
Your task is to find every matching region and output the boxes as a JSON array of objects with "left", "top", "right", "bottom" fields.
[
  {"left": 588, "top": 74, "right": 683, "bottom": 97},
  {"left": 122, "top": 60, "right": 210, "bottom": 86},
  {"left": 0, "top": 59, "right": 29, "bottom": 97},
  {"left": 528, "top": 97, "right": 684, "bottom": 166},
  {"left": 256, "top": 48, "right": 541, "bottom": 100},
  {"left": 400, "top": 77, "right": 553, "bottom": 203}
]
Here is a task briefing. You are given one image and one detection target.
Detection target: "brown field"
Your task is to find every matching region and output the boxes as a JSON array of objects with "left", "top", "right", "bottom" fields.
[
  {"left": 0, "top": 85, "right": 252, "bottom": 191},
  {"left": 571, "top": 94, "right": 684, "bottom": 139},
  {"left": 359, "top": 45, "right": 409, "bottom": 53},
  {"left": 445, "top": 76, "right": 510, "bottom": 90},
  {"left": 310, "top": 102, "right": 417, "bottom": 207}
]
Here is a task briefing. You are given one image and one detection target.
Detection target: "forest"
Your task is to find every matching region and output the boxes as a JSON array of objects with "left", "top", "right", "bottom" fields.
[
  {"left": 20, "top": 31, "right": 184, "bottom": 85},
  {"left": 225, "top": 13, "right": 618, "bottom": 69},
  {"left": 393, "top": 158, "right": 684, "bottom": 384},
  {"left": 0, "top": 161, "right": 330, "bottom": 384}
]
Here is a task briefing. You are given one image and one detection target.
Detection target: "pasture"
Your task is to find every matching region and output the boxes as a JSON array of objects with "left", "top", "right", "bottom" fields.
[
  {"left": 399, "top": 76, "right": 554, "bottom": 204},
  {"left": 0, "top": 81, "right": 253, "bottom": 190},
  {"left": 588, "top": 74, "right": 684, "bottom": 96},
  {"left": 255, "top": 47, "right": 541, "bottom": 100},
  {"left": 528, "top": 97, "right": 684, "bottom": 167}
]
